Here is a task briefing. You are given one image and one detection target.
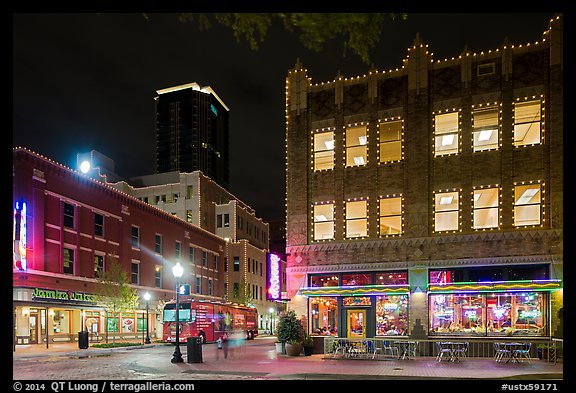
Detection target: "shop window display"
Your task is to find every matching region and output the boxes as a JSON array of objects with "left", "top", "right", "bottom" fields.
[
  {"left": 486, "top": 293, "right": 545, "bottom": 336},
  {"left": 429, "top": 294, "right": 486, "bottom": 335},
  {"left": 429, "top": 292, "right": 546, "bottom": 336},
  {"left": 341, "top": 273, "right": 372, "bottom": 286},
  {"left": 375, "top": 271, "right": 407, "bottom": 285},
  {"left": 310, "top": 274, "right": 339, "bottom": 287},
  {"left": 376, "top": 295, "right": 408, "bottom": 336},
  {"left": 310, "top": 297, "right": 338, "bottom": 336}
]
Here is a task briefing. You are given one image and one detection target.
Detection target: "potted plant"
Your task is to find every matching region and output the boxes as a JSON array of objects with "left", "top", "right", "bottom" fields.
[
  {"left": 276, "top": 310, "right": 305, "bottom": 356},
  {"left": 537, "top": 343, "right": 549, "bottom": 360},
  {"left": 303, "top": 333, "right": 314, "bottom": 356}
]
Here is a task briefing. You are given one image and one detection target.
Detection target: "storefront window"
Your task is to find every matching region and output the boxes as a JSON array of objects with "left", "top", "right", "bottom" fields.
[
  {"left": 137, "top": 313, "right": 147, "bottom": 333},
  {"left": 310, "top": 274, "right": 339, "bottom": 287},
  {"left": 121, "top": 315, "right": 135, "bottom": 333},
  {"left": 430, "top": 292, "right": 547, "bottom": 337},
  {"left": 375, "top": 271, "right": 408, "bottom": 285},
  {"left": 486, "top": 293, "right": 545, "bottom": 336},
  {"left": 375, "top": 295, "right": 408, "bottom": 336},
  {"left": 310, "top": 297, "right": 338, "bottom": 336},
  {"left": 106, "top": 314, "right": 120, "bottom": 333},
  {"left": 51, "top": 309, "right": 70, "bottom": 334},
  {"left": 429, "top": 294, "right": 486, "bottom": 335},
  {"left": 341, "top": 273, "right": 372, "bottom": 286}
]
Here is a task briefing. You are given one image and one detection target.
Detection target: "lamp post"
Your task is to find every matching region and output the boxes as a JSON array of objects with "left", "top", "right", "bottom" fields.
[
  {"left": 143, "top": 292, "right": 151, "bottom": 344},
  {"left": 269, "top": 307, "right": 275, "bottom": 335},
  {"left": 171, "top": 262, "right": 184, "bottom": 363}
]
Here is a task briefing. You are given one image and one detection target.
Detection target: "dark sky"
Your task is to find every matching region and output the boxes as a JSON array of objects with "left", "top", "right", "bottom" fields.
[{"left": 12, "top": 13, "right": 557, "bottom": 221}]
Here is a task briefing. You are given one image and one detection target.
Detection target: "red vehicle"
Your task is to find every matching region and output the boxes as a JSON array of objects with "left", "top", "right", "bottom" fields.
[{"left": 162, "top": 298, "right": 258, "bottom": 344}]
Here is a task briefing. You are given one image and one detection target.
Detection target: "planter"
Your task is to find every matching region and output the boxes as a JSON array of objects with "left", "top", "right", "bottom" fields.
[
  {"left": 537, "top": 347, "right": 549, "bottom": 360},
  {"left": 285, "top": 342, "right": 303, "bottom": 356},
  {"left": 275, "top": 341, "right": 285, "bottom": 354},
  {"left": 303, "top": 345, "right": 313, "bottom": 356}
]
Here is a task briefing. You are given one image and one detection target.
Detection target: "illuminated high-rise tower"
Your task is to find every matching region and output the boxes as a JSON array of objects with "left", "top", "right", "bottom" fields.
[{"left": 155, "top": 82, "right": 230, "bottom": 189}]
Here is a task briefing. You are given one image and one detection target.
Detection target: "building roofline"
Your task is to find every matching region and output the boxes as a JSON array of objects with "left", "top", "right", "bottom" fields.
[{"left": 155, "top": 82, "right": 230, "bottom": 112}]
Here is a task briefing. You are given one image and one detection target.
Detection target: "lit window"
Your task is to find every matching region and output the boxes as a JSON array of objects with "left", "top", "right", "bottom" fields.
[
  {"left": 346, "top": 200, "right": 367, "bottom": 238},
  {"left": 313, "top": 204, "right": 334, "bottom": 240},
  {"left": 379, "top": 120, "right": 402, "bottom": 162},
  {"left": 473, "top": 187, "right": 499, "bottom": 229},
  {"left": 379, "top": 197, "right": 402, "bottom": 235},
  {"left": 346, "top": 125, "right": 367, "bottom": 167},
  {"left": 514, "top": 100, "right": 541, "bottom": 147},
  {"left": 314, "top": 131, "right": 335, "bottom": 171},
  {"left": 434, "top": 112, "right": 459, "bottom": 156},
  {"left": 434, "top": 191, "right": 459, "bottom": 231},
  {"left": 514, "top": 183, "right": 541, "bottom": 226},
  {"left": 473, "top": 106, "right": 499, "bottom": 151},
  {"left": 63, "top": 248, "right": 74, "bottom": 275},
  {"left": 155, "top": 266, "right": 162, "bottom": 288},
  {"left": 94, "top": 254, "right": 104, "bottom": 278}
]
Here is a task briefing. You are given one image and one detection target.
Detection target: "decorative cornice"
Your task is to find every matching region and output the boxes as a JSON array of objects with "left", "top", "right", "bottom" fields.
[
  {"left": 429, "top": 279, "right": 562, "bottom": 293},
  {"left": 286, "top": 254, "right": 562, "bottom": 274},
  {"left": 286, "top": 229, "right": 562, "bottom": 254}
]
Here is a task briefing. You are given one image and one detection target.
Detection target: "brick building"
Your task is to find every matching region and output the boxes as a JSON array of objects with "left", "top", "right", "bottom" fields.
[
  {"left": 109, "top": 170, "right": 285, "bottom": 332},
  {"left": 285, "top": 16, "right": 563, "bottom": 340},
  {"left": 13, "top": 148, "right": 226, "bottom": 347}
]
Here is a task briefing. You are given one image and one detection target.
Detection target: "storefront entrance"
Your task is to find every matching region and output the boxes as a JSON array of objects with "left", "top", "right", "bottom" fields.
[
  {"left": 29, "top": 313, "right": 38, "bottom": 344},
  {"left": 346, "top": 309, "right": 366, "bottom": 338}
]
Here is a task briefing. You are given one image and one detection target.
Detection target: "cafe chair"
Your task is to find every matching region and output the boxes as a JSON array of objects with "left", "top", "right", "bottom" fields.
[
  {"left": 437, "top": 342, "right": 453, "bottom": 362},
  {"left": 453, "top": 342, "right": 468, "bottom": 360},
  {"left": 383, "top": 341, "right": 399, "bottom": 358},
  {"left": 366, "top": 340, "right": 382, "bottom": 359},
  {"left": 494, "top": 342, "right": 511, "bottom": 363},
  {"left": 333, "top": 339, "right": 348, "bottom": 357},
  {"left": 513, "top": 342, "right": 532, "bottom": 363}
]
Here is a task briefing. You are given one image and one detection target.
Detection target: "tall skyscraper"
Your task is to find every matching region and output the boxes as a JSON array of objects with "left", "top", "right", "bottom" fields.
[{"left": 155, "top": 82, "right": 230, "bottom": 189}]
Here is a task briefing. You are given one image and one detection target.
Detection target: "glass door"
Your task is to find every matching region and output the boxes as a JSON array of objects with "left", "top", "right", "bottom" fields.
[
  {"left": 346, "top": 309, "right": 366, "bottom": 338},
  {"left": 29, "top": 314, "right": 38, "bottom": 344}
]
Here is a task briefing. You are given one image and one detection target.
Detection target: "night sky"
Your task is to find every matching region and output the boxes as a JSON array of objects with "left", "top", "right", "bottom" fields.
[{"left": 12, "top": 13, "right": 557, "bottom": 221}]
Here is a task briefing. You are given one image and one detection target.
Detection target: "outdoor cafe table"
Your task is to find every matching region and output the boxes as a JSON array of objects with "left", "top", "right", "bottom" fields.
[
  {"left": 498, "top": 342, "right": 528, "bottom": 363},
  {"left": 395, "top": 341, "right": 418, "bottom": 360},
  {"left": 438, "top": 342, "right": 468, "bottom": 362}
]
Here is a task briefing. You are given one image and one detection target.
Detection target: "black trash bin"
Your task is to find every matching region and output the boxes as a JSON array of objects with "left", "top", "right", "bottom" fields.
[
  {"left": 78, "top": 331, "right": 89, "bottom": 349},
  {"left": 187, "top": 337, "right": 203, "bottom": 363}
]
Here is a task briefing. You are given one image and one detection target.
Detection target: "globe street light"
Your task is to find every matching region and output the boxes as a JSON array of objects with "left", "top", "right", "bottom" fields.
[
  {"left": 171, "top": 262, "right": 184, "bottom": 363},
  {"left": 143, "top": 292, "right": 151, "bottom": 344}
]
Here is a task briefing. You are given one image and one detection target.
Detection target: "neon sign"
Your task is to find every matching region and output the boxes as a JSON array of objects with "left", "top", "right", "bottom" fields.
[
  {"left": 267, "top": 253, "right": 281, "bottom": 300},
  {"left": 13, "top": 201, "right": 27, "bottom": 271}
]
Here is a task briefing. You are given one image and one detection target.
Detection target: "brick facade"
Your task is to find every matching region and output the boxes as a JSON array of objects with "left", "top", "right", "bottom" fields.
[{"left": 285, "top": 17, "right": 563, "bottom": 338}]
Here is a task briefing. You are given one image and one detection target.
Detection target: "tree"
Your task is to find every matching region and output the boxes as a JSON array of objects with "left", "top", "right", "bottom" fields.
[
  {"left": 167, "top": 13, "right": 408, "bottom": 65},
  {"left": 95, "top": 258, "right": 140, "bottom": 343},
  {"left": 230, "top": 277, "right": 254, "bottom": 307},
  {"left": 276, "top": 309, "right": 305, "bottom": 344}
]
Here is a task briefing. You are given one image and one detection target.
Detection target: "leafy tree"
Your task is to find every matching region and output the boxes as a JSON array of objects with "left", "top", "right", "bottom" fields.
[
  {"left": 230, "top": 277, "right": 254, "bottom": 307},
  {"left": 95, "top": 258, "right": 140, "bottom": 343},
  {"left": 165, "top": 13, "right": 407, "bottom": 65}
]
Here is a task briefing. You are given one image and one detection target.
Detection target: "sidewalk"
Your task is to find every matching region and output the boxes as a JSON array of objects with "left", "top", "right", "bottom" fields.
[{"left": 13, "top": 337, "right": 564, "bottom": 381}]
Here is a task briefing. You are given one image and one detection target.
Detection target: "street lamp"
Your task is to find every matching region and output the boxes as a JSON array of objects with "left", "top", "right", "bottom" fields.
[
  {"left": 171, "top": 262, "right": 184, "bottom": 363},
  {"left": 143, "top": 292, "right": 151, "bottom": 344},
  {"left": 269, "top": 307, "right": 275, "bottom": 335}
]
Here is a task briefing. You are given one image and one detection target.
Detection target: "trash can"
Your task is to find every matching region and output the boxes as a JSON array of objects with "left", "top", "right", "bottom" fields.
[
  {"left": 78, "top": 331, "right": 89, "bottom": 349},
  {"left": 187, "top": 337, "right": 203, "bottom": 363}
]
